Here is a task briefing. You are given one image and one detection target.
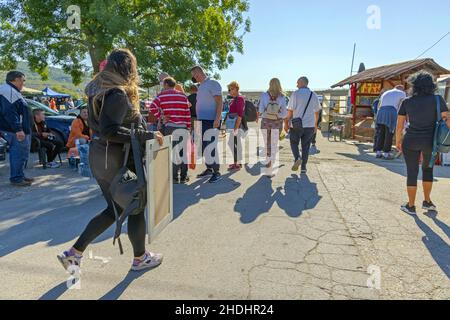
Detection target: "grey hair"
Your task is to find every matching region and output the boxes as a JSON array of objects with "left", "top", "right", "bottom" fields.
[{"left": 298, "top": 76, "right": 309, "bottom": 86}]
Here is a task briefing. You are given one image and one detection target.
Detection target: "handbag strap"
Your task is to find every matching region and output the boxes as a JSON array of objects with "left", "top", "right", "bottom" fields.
[
  {"left": 301, "top": 92, "right": 314, "bottom": 119},
  {"left": 436, "top": 95, "right": 442, "bottom": 122}
]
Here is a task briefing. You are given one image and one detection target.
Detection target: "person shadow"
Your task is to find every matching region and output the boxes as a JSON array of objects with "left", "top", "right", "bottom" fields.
[
  {"left": 99, "top": 268, "right": 155, "bottom": 300},
  {"left": 424, "top": 211, "right": 450, "bottom": 239},
  {"left": 234, "top": 174, "right": 321, "bottom": 224},
  {"left": 172, "top": 171, "right": 241, "bottom": 220},
  {"left": 412, "top": 214, "right": 450, "bottom": 279}
]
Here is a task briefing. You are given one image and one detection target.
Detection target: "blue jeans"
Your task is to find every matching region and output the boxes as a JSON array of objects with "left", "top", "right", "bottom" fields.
[
  {"left": 289, "top": 127, "right": 315, "bottom": 169},
  {"left": 1, "top": 131, "right": 31, "bottom": 183}
]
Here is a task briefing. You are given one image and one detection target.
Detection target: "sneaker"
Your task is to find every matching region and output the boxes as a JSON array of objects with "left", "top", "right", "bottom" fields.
[
  {"left": 383, "top": 153, "right": 394, "bottom": 160},
  {"left": 292, "top": 159, "right": 302, "bottom": 172},
  {"left": 401, "top": 203, "right": 417, "bottom": 216},
  {"left": 376, "top": 152, "right": 383, "bottom": 159},
  {"left": 422, "top": 201, "right": 437, "bottom": 211},
  {"left": 208, "top": 172, "right": 223, "bottom": 183},
  {"left": 179, "top": 176, "right": 190, "bottom": 184},
  {"left": 197, "top": 169, "right": 213, "bottom": 178},
  {"left": 10, "top": 180, "right": 32, "bottom": 187},
  {"left": 48, "top": 161, "right": 61, "bottom": 169},
  {"left": 24, "top": 177, "right": 35, "bottom": 183},
  {"left": 228, "top": 164, "right": 237, "bottom": 171},
  {"left": 57, "top": 249, "right": 83, "bottom": 272},
  {"left": 131, "top": 251, "right": 163, "bottom": 272}
]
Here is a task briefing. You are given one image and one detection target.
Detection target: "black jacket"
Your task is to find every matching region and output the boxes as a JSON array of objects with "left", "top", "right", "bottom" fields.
[{"left": 88, "top": 88, "right": 152, "bottom": 145}]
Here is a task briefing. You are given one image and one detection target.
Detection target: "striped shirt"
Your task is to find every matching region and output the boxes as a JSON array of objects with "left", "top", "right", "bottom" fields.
[{"left": 149, "top": 89, "right": 191, "bottom": 128}]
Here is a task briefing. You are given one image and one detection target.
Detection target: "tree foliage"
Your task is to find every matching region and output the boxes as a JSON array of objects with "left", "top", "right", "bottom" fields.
[{"left": 0, "top": 0, "right": 251, "bottom": 86}]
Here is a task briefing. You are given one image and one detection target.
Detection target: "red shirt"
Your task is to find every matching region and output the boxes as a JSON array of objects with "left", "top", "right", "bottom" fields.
[
  {"left": 150, "top": 89, "right": 191, "bottom": 128},
  {"left": 229, "top": 95, "right": 245, "bottom": 118}
]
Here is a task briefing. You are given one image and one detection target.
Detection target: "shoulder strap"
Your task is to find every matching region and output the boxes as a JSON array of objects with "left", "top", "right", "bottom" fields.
[
  {"left": 436, "top": 95, "right": 442, "bottom": 122},
  {"left": 123, "top": 143, "right": 131, "bottom": 167},
  {"left": 301, "top": 92, "right": 314, "bottom": 119}
]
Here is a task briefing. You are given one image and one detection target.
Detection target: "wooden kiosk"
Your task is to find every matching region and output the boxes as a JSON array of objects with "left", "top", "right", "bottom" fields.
[{"left": 332, "top": 58, "right": 449, "bottom": 140}]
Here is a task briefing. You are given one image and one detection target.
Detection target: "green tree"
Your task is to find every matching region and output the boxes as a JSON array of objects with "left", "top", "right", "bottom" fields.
[{"left": 0, "top": 0, "right": 251, "bottom": 86}]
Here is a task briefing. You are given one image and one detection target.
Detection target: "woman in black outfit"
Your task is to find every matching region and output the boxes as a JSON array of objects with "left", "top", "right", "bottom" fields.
[
  {"left": 396, "top": 71, "right": 449, "bottom": 215},
  {"left": 58, "top": 49, "right": 165, "bottom": 272}
]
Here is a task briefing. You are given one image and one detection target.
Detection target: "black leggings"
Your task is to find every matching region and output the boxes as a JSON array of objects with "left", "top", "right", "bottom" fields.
[
  {"left": 402, "top": 137, "right": 434, "bottom": 187},
  {"left": 73, "top": 141, "right": 146, "bottom": 257}
]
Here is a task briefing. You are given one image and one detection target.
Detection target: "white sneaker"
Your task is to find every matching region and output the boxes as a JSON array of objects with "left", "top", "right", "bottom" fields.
[
  {"left": 131, "top": 251, "right": 163, "bottom": 272},
  {"left": 48, "top": 162, "right": 61, "bottom": 168}
]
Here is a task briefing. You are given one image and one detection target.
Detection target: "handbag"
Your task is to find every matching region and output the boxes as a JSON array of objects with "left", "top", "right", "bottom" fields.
[
  {"left": 430, "top": 95, "right": 450, "bottom": 167},
  {"left": 292, "top": 92, "right": 313, "bottom": 130},
  {"left": 225, "top": 113, "right": 238, "bottom": 130},
  {"left": 109, "top": 124, "right": 147, "bottom": 254}
]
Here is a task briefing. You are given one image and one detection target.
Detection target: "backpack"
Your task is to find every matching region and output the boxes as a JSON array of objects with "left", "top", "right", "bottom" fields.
[
  {"left": 430, "top": 95, "right": 450, "bottom": 167},
  {"left": 263, "top": 93, "right": 281, "bottom": 120},
  {"left": 244, "top": 100, "right": 257, "bottom": 122}
]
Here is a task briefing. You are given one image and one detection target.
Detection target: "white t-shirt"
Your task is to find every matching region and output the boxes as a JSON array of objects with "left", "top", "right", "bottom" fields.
[
  {"left": 196, "top": 78, "right": 222, "bottom": 121},
  {"left": 288, "top": 88, "right": 322, "bottom": 128},
  {"left": 379, "top": 88, "right": 406, "bottom": 111}
]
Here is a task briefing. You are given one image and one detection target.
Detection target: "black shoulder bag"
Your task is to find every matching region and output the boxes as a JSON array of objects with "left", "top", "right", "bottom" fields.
[{"left": 109, "top": 123, "right": 147, "bottom": 254}]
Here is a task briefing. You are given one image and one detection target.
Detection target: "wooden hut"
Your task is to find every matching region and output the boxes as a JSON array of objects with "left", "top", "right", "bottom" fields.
[{"left": 332, "top": 58, "right": 449, "bottom": 140}]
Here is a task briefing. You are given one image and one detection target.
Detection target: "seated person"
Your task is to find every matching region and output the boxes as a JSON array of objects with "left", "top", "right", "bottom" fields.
[
  {"left": 66, "top": 107, "right": 92, "bottom": 149},
  {"left": 32, "top": 109, "right": 64, "bottom": 168}
]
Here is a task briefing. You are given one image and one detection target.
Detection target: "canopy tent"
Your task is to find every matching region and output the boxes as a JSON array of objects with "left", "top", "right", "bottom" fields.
[{"left": 42, "top": 87, "right": 70, "bottom": 98}]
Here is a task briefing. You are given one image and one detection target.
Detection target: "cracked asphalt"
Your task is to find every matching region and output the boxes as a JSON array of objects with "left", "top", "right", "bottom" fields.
[{"left": 0, "top": 131, "right": 449, "bottom": 300}]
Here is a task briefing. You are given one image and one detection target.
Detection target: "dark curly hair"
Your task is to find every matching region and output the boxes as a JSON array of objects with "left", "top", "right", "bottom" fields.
[{"left": 407, "top": 71, "right": 437, "bottom": 96}]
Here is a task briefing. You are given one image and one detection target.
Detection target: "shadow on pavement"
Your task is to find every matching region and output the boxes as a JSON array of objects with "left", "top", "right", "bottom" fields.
[
  {"left": 412, "top": 215, "right": 450, "bottom": 280},
  {"left": 234, "top": 174, "right": 322, "bottom": 224},
  {"left": 99, "top": 268, "right": 155, "bottom": 300},
  {"left": 172, "top": 171, "right": 241, "bottom": 220},
  {"left": 39, "top": 282, "right": 69, "bottom": 300},
  {"left": 336, "top": 142, "right": 450, "bottom": 180}
]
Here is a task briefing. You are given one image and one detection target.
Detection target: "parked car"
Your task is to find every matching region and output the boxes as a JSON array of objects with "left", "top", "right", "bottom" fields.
[{"left": 25, "top": 99, "right": 75, "bottom": 146}]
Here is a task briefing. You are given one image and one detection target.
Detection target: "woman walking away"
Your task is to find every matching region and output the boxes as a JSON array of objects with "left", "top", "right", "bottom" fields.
[
  {"left": 258, "top": 78, "right": 288, "bottom": 168},
  {"left": 396, "top": 71, "right": 449, "bottom": 215},
  {"left": 226, "top": 81, "right": 246, "bottom": 171},
  {"left": 58, "top": 49, "right": 165, "bottom": 272}
]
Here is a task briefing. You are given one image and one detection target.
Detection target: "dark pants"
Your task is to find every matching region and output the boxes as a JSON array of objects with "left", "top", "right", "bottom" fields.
[
  {"left": 163, "top": 126, "right": 188, "bottom": 179},
  {"left": 200, "top": 120, "right": 220, "bottom": 173},
  {"left": 311, "top": 110, "right": 322, "bottom": 145},
  {"left": 374, "top": 124, "right": 394, "bottom": 153},
  {"left": 290, "top": 127, "right": 315, "bottom": 169},
  {"left": 402, "top": 137, "right": 434, "bottom": 187},
  {"left": 38, "top": 138, "right": 64, "bottom": 162},
  {"left": 73, "top": 140, "right": 146, "bottom": 257}
]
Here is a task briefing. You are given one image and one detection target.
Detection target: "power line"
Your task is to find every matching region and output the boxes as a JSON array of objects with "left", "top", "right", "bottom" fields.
[{"left": 415, "top": 31, "right": 450, "bottom": 60}]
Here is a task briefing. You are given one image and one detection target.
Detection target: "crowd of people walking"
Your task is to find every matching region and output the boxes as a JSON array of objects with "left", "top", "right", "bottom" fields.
[{"left": 0, "top": 48, "right": 449, "bottom": 274}]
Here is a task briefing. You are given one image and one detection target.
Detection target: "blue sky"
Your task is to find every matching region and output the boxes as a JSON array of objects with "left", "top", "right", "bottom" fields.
[{"left": 217, "top": 0, "right": 450, "bottom": 91}]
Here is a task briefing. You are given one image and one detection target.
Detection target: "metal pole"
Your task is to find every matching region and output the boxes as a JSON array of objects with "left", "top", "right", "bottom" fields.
[{"left": 350, "top": 43, "right": 356, "bottom": 76}]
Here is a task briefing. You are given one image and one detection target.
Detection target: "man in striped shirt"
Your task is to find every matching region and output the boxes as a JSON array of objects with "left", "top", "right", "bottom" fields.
[{"left": 150, "top": 77, "right": 191, "bottom": 184}]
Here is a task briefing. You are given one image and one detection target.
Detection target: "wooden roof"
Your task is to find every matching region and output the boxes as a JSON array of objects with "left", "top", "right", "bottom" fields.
[{"left": 332, "top": 58, "right": 449, "bottom": 88}]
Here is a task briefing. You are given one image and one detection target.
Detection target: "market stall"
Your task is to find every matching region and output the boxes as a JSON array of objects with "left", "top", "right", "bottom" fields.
[{"left": 332, "top": 58, "right": 449, "bottom": 140}]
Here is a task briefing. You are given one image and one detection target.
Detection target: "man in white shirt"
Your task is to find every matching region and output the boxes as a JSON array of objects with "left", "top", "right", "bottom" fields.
[
  {"left": 374, "top": 85, "right": 406, "bottom": 159},
  {"left": 191, "top": 65, "right": 223, "bottom": 183},
  {"left": 285, "top": 77, "right": 322, "bottom": 174}
]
